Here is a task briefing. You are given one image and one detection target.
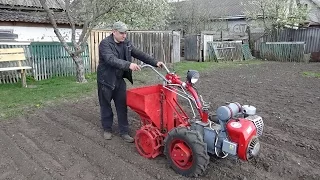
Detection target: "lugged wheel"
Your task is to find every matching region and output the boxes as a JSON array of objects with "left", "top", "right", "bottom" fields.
[
  {"left": 164, "top": 127, "right": 210, "bottom": 177},
  {"left": 134, "top": 124, "right": 163, "bottom": 158}
]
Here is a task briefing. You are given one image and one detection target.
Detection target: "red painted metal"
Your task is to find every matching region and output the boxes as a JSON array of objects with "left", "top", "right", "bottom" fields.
[
  {"left": 134, "top": 124, "right": 163, "bottom": 158},
  {"left": 127, "top": 72, "right": 207, "bottom": 163},
  {"left": 127, "top": 84, "right": 189, "bottom": 134},
  {"left": 226, "top": 118, "right": 257, "bottom": 160},
  {"left": 169, "top": 139, "right": 193, "bottom": 170},
  {"left": 165, "top": 73, "right": 208, "bottom": 123},
  {"left": 185, "top": 82, "right": 208, "bottom": 123}
]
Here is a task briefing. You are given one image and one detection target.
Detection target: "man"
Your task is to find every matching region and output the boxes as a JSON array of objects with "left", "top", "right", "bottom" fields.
[{"left": 97, "top": 21, "right": 164, "bottom": 143}]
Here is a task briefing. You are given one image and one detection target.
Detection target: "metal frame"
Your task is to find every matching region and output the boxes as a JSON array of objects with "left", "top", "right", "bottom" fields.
[{"left": 140, "top": 64, "right": 201, "bottom": 118}]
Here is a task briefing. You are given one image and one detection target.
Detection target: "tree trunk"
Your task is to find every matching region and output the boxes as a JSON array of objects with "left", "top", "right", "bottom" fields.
[{"left": 73, "top": 55, "right": 87, "bottom": 83}]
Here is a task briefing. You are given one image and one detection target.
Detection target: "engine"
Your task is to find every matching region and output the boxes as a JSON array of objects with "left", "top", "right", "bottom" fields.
[
  {"left": 226, "top": 118, "right": 260, "bottom": 160},
  {"left": 192, "top": 102, "right": 264, "bottom": 161}
]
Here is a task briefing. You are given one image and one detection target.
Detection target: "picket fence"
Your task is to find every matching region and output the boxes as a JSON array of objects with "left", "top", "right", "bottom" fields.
[
  {"left": 30, "top": 42, "right": 90, "bottom": 81},
  {"left": 0, "top": 42, "right": 90, "bottom": 83},
  {"left": 0, "top": 30, "right": 181, "bottom": 84},
  {"left": 260, "top": 42, "right": 305, "bottom": 62}
]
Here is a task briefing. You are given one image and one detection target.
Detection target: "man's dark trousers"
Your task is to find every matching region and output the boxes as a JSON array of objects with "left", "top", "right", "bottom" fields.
[{"left": 98, "top": 77, "right": 128, "bottom": 135}]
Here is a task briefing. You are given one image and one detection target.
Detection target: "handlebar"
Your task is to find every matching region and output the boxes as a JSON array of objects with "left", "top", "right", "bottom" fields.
[
  {"left": 140, "top": 64, "right": 170, "bottom": 73},
  {"left": 139, "top": 64, "right": 170, "bottom": 83}
]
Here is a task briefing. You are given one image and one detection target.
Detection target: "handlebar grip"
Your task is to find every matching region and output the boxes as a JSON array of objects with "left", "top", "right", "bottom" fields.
[{"left": 139, "top": 64, "right": 170, "bottom": 83}]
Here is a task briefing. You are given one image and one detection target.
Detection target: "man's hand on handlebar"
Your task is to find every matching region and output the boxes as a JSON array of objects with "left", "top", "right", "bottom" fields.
[
  {"left": 129, "top": 63, "right": 141, "bottom": 71},
  {"left": 130, "top": 62, "right": 166, "bottom": 72},
  {"left": 156, "top": 61, "right": 165, "bottom": 68}
]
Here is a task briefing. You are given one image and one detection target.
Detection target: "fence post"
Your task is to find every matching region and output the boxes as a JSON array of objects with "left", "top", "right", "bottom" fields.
[{"left": 172, "top": 31, "right": 181, "bottom": 63}]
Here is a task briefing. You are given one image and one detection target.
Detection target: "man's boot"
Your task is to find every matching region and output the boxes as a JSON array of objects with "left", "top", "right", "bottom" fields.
[
  {"left": 121, "top": 134, "right": 134, "bottom": 143},
  {"left": 104, "top": 131, "right": 112, "bottom": 140}
]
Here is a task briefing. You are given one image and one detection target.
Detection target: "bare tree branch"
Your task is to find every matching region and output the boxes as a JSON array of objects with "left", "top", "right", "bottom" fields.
[
  {"left": 39, "top": 0, "right": 73, "bottom": 55},
  {"left": 39, "top": 0, "right": 171, "bottom": 83},
  {"left": 65, "top": 0, "right": 76, "bottom": 46},
  {"left": 261, "top": 2, "right": 269, "bottom": 32},
  {"left": 77, "top": 6, "right": 114, "bottom": 49},
  {"left": 77, "top": 20, "right": 90, "bottom": 45},
  {"left": 245, "top": 0, "right": 309, "bottom": 34}
]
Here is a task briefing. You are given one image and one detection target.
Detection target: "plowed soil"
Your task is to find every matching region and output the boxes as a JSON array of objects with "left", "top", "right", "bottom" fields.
[{"left": 1, "top": 61, "right": 319, "bottom": 180}]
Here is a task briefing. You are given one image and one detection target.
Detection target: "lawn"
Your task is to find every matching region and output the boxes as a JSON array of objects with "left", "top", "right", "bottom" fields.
[
  {"left": 0, "top": 74, "right": 97, "bottom": 119},
  {"left": 0, "top": 60, "right": 263, "bottom": 119},
  {"left": 302, "top": 71, "right": 320, "bottom": 78}
]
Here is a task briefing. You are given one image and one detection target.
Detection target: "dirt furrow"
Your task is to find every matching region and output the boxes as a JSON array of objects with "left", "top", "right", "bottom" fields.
[
  {"left": 2, "top": 116, "right": 108, "bottom": 180},
  {"left": 41, "top": 105, "right": 191, "bottom": 180},
  {"left": 23, "top": 110, "right": 158, "bottom": 180},
  {"left": 0, "top": 128, "right": 51, "bottom": 179},
  {"left": 257, "top": 143, "right": 320, "bottom": 179},
  {"left": 1, "top": 61, "right": 320, "bottom": 180},
  {"left": 262, "top": 126, "right": 320, "bottom": 160},
  {"left": 0, "top": 151, "right": 25, "bottom": 179},
  {"left": 53, "top": 95, "right": 277, "bottom": 180}
]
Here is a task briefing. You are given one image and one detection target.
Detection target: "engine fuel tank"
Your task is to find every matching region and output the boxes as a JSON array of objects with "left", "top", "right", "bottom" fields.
[
  {"left": 226, "top": 118, "right": 257, "bottom": 160},
  {"left": 216, "top": 102, "right": 241, "bottom": 121}
]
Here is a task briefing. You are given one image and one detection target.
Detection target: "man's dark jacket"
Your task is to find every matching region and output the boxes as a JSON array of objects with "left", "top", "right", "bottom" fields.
[{"left": 97, "top": 34, "right": 158, "bottom": 90}]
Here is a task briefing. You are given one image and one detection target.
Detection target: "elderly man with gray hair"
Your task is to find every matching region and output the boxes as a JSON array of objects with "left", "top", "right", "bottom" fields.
[{"left": 97, "top": 21, "right": 165, "bottom": 143}]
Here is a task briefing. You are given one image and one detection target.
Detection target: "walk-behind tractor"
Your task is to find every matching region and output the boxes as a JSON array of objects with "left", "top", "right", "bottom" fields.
[{"left": 126, "top": 64, "right": 264, "bottom": 177}]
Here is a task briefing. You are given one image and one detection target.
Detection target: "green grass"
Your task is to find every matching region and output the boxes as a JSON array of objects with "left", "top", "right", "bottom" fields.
[
  {"left": 133, "top": 59, "right": 263, "bottom": 83},
  {"left": 302, "top": 71, "right": 320, "bottom": 78},
  {"left": 0, "top": 74, "right": 98, "bottom": 119},
  {"left": 0, "top": 59, "right": 263, "bottom": 119},
  {"left": 170, "top": 59, "right": 262, "bottom": 75}
]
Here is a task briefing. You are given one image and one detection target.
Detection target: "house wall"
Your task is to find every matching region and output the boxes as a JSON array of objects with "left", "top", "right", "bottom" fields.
[
  {"left": 170, "top": 18, "right": 265, "bottom": 36},
  {"left": 0, "top": 22, "right": 82, "bottom": 42},
  {"left": 170, "top": 19, "right": 246, "bottom": 35},
  {"left": 300, "top": 0, "right": 320, "bottom": 24},
  {"left": 204, "top": 19, "right": 248, "bottom": 34}
]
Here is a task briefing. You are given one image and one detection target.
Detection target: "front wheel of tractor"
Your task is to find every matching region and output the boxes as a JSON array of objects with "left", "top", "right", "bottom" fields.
[{"left": 164, "top": 127, "right": 210, "bottom": 177}]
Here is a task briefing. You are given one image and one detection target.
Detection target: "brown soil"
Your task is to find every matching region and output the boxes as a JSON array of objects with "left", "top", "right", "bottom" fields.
[{"left": 1, "top": 61, "right": 319, "bottom": 180}]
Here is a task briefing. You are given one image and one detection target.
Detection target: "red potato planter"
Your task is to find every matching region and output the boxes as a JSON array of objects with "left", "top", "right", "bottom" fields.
[{"left": 126, "top": 64, "right": 264, "bottom": 177}]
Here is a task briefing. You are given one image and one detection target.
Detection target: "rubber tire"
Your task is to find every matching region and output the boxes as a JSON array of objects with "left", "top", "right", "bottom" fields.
[{"left": 164, "top": 127, "right": 210, "bottom": 177}]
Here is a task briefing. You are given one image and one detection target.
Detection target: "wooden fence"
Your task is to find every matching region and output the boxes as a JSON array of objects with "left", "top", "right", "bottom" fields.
[
  {"left": 88, "top": 30, "right": 111, "bottom": 72},
  {"left": 88, "top": 30, "right": 181, "bottom": 72},
  {"left": 30, "top": 42, "right": 90, "bottom": 81},
  {"left": 253, "top": 28, "right": 320, "bottom": 62},
  {"left": 206, "top": 41, "right": 244, "bottom": 61},
  {"left": 0, "top": 42, "right": 90, "bottom": 84},
  {"left": 260, "top": 42, "right": 305, "bottom": 62},
  {"left": 184, "top": 32, "right": 249, "bottom": 62},
  {"left": 184, "top": 34, "right": 201, "bottom": 61}
]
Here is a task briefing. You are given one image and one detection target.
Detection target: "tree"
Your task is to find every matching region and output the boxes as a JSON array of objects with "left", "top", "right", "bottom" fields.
[
  {"left": 172, "top": 0, "right": 210, "bottom": 34},
  {"left": 172, "top": 0, "right": 229, "bottom": 34},
  {"left": 105, "top": 0, "right": 172, "bottom": 30},
  {"left": 244, "top": 0, "right": 309, "bottom": 35},
  {"left": 39, "top": 0, "right": 172, "bottom": 83},
  {"left": 39, "top": 0, "right": 116, "bottom": 83}
]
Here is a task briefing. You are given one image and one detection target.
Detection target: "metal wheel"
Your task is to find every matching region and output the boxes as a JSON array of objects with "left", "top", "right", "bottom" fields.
[
  {"left": 164, "top": 127, "right": 210, "bottom": 177},
  {"left": 134, "top": 124, "right": 163, "bottom": 158}
]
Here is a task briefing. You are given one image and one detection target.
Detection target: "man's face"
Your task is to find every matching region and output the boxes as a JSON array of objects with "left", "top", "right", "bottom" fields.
[{"left": 113, "top": 30, "right": 127, "bottom": 43}]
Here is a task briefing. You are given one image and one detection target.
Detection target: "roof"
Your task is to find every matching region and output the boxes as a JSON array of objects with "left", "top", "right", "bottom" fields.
[
  {"left": 0, "top": 0, "right": 64, "bottom": 9},
  {"left": 0, "top": 9, "right": 70, "bottom": 24},
  {"left": 0, "top": 0, "right": 83, "bottom": 25},
  {"left": 172, "top": 0, "right": 254, "bottom": 20}
]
